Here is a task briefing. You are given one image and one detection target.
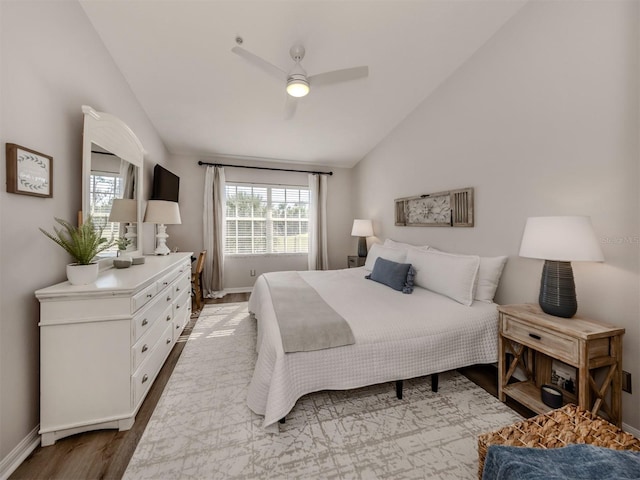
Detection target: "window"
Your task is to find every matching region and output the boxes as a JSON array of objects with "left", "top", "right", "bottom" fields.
[
  {"left": 225, "top": 183, "right": 309, "bottom": 255},
  {"left": 89, "top": 173, "right": 123, "bottom": 254}
]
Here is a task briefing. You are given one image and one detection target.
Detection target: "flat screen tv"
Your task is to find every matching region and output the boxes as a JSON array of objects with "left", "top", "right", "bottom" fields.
[{"left": 151, "top": 165, "right": 179, "bottom": 202}]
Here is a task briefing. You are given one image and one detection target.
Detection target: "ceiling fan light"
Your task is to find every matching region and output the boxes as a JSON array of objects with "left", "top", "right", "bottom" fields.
[{"left": 286, "top": 77, "right": 310, "bottom": 98}]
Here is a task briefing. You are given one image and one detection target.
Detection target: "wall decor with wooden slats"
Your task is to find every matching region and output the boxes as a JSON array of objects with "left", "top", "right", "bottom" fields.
[{"left": 394, "top": 187, "right": 474, "bottom": 227}]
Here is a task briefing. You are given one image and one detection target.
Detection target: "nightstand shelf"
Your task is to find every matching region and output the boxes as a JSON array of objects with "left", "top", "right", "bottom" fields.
[{"left": 498, "top": 304, "right": 625, "bottom": 426}]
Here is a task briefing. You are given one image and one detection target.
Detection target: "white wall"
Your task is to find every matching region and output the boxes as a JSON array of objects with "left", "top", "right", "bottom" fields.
[
  {"left": 353, "top": 1, "right": 640, "bottom": 429},
  {"left": 0, "top": 0, "right": 170, "bottom": 466},
  {"left": 169, "top": 155, "right": 353, "bottom": 290}
]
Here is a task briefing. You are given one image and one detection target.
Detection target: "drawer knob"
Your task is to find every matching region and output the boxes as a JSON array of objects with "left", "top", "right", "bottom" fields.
[
  {"left": 141, "top": 318, "right": 148, "bottom": 326},
  {"left": 142, "top": 344, "right": 148, "bottom": 353},
  {"left": 176, "top": 324, "right": 180, "bottom": 330},
  {"left": 176, "top": 287, "right": 180, "bottom": 292},
  {"left": 142, "top": 374, "right": 149, "bottom": 384},
  {"left": 166, "top": 315, "right": 171, "bottom": 322},
  {"left": 529, "top": 333, "right": 542, "bottom": 340},
  {"left": 166, "top": 296, "right": 171, "bottom": 302},
  {"left": 146, "top": 293, "right": 153, "bottom": 298},
  {"left": 166, "top": 338, "right": 171, "bottom": 344},
  {"left": 164, "top": 281, "right": 169, "bottom": 286},
  {"left": 176, "top": 304, "right": 180, "bottom": 309}
]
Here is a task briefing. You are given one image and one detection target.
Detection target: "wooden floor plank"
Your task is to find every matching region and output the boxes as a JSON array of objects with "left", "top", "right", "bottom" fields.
[{"left": 11, "top": 293, "right": 527, "bottom": 479}]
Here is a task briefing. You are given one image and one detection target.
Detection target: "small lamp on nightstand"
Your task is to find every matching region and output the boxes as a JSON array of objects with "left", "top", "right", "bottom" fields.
[
  {"left": 519, "top": 216, "right": 604, "bottom": 318},
  {"left": 351, "top": 219, "right": 373, "bottom": 257}
]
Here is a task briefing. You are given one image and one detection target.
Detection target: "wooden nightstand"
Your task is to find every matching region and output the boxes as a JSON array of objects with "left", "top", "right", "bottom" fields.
[
  {"left": 497, "top": 304, "right": 625, "bottom": 426},
  {"left": 347, "top": 255, "right": 366, "bottom": 268}
]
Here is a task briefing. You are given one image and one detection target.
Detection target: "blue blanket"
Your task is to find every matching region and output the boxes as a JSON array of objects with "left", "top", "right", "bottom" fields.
[{"left": 482, "top": 444, "right": 640, "bottom": 480}]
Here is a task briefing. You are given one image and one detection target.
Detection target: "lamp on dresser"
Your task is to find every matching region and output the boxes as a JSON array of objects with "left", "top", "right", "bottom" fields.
[
  {"left": 351, "top": 219, "right": 374, "bottom": 257},
  {"left": 519, "top": 215, "right": 604, "bottom": 318},
  {"left": 144, "top": 200, "right": 182, "bottom": 255},
  {"left": 108, "top": 198, "right": 137, "bottom": 247}
]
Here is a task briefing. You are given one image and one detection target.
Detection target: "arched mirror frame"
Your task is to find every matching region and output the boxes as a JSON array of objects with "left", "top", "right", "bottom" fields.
[{"left": 81, "top": 105, "right": 145, "bottom": 259}]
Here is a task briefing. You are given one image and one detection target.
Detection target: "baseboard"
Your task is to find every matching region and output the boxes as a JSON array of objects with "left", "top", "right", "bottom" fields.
[
  {"left": 623, "top": 422, "right": 640, "bottom": 438},
  {"left": 222, "top": 287, "right": 253, "bottom": 294},
  {"left": 0, "top": 425, "right": 40, "bottom": 480}
]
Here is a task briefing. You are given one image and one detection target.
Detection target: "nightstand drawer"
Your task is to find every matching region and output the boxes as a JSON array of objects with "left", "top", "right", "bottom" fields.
[
  {"left": 348, "top": 256, "right": 366, "bottom": 268},
  {"left": 503, "top": 315, "right": 579, "bottom": 365}
]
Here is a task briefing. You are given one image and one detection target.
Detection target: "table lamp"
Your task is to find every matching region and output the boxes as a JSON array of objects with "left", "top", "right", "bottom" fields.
[
  {"left": 144, "top": 200, "right": 182, "bottom": 255},
  {"left": 351, "top": 219, "right": 374, "bottom": 257},
  {"left": 519, "top": 216, "right": 604, "bottom": 318},
  {"left": 108, "top": 198, "right": 138, "bottom": 247}
]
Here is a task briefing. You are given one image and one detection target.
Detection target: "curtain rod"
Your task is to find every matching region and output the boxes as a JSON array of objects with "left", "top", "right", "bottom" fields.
[{"left": 197, "top": 160, "right": 333, "bottom": 176}]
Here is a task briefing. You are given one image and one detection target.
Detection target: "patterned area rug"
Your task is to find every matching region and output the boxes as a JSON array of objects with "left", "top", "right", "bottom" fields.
[{"left": 124, "top": 302, "right": 522, "bottom": 479}]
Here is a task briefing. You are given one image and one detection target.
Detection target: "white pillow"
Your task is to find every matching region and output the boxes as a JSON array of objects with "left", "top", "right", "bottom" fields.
[
  {"left": 475, "top": 256, "right": 508, "bottom": 302},
  {"left": 383, "top": 238, "right": 429, "bottom": 254},
  {"left": 406, "top": 249, "right": 480, "bottom": 306},
  {"left": 364, "top": 243, "right": 407, "bottom": 271}
]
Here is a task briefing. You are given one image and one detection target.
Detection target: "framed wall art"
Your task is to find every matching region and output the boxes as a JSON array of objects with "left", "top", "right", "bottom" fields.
[
  {"left": 6, "top": 143, "right": 53, "bottom": 197},
  {"left": 395, "top": 187, "right": 474, "bottom": 227}
]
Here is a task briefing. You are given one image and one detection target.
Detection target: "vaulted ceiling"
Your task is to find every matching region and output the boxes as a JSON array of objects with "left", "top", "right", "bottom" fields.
[{"left": 80, "top": 1, "right": 527, "bottom": 168}]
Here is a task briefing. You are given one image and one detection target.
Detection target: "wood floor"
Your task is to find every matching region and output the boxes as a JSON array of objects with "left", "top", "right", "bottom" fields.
[{"left": 12, "top": 293, "right": 531, "bottom": 480}]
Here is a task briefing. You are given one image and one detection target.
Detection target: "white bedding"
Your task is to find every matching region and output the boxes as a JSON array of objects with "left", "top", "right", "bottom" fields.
[{"left": 247, "top": 267, "right": 499, "bottom": 430}]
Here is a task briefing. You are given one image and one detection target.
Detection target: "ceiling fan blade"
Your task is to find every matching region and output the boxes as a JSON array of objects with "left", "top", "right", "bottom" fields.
[
  {"left": 231, "top": 46, "right": 287, "bottom": 81},
  {"left": 308, "top": 66, "right": 369, "bottom": 88},
  {"left": 284, "top": 95, "right": 298, "bottom": 120}
]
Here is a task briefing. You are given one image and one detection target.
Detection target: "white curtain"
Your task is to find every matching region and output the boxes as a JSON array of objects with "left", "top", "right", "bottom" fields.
[
  {"left": 308, "top": 173, "right": 328, "bottom": 270},
  {"left": 203, "top": 166, "right": 226, "bottom": 297}
]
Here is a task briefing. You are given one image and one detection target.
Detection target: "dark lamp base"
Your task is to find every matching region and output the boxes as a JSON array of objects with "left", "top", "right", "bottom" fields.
[
  {"left": 539, "top": 260, "right": 577, "bottom": 318},
  {"left": 357, "top": 237, "right": 367, "bottom": 257}
]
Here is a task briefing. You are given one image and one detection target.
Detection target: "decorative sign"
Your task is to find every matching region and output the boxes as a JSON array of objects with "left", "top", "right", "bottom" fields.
[
  {"left": 395, "top": 187, "right": 474, "bottom": 227},
  {"left": 6, "top": 143, "right": 52, "bottom": 197}
]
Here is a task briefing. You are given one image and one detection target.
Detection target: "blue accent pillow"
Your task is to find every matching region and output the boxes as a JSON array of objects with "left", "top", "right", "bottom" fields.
[
  {"left": 365, "top": 257, "right": 413, "bottom": 293},
  {"left": 403, "top": 265, "right": 415, "bottom": 294}
]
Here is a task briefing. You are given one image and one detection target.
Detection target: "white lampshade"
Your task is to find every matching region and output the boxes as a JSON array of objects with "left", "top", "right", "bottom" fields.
[
  {"left": 143, "top": 200, "right": 182, "bottom": 225},
  {"left": 351, "top": 219, "right": 374, "bottom": 238},
  {"left": 519, "top": 216, "right": 604, "bottom": 262},
  {"left": 108, "top": 198, "right": 137, "bottom": 223}
]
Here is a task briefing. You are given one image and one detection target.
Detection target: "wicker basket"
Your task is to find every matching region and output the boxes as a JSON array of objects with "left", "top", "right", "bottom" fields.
[{"left": 477, "top": 404, "right": 640, "bottom": 479}]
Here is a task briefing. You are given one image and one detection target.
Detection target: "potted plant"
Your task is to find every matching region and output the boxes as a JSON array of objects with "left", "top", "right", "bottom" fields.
[
  {"left": 40, "top": 216, "right": 114, "bottom": 285},
  {"left": 115, "top": 236, "right": 132, "bottom": 256}
]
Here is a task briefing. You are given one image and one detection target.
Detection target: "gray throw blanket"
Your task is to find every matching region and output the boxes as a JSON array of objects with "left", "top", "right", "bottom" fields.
[
  {"left": 263, "top": 272, "right": 355, "bottom": 353},
  {"left": 482, "top": 444, "right": 640, "bottom": 480}
]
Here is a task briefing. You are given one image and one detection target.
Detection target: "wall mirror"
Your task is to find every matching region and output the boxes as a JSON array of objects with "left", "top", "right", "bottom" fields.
[{"left": 81, "top": 105, "right": 145, "bottom": 259}]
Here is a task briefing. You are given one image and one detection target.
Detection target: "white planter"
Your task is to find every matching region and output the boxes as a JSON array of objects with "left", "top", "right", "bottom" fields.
[{"left": 66, "top": 263, "right": 99, "bottom": 285}]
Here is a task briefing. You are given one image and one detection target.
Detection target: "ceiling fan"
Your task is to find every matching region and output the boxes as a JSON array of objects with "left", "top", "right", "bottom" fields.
[{"left": 231, "top": 39, "right": 368, "bottom": 116}]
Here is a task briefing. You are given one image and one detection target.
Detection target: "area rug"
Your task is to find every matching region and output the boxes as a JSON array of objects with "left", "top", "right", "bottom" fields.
[{"left": 124, "top": 302, "right": 522, "bottom": 480}]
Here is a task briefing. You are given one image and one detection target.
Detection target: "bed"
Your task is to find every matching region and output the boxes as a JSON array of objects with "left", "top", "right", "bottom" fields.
[{"left": 247, "top": 243, "right": 506, "bottom": 431}]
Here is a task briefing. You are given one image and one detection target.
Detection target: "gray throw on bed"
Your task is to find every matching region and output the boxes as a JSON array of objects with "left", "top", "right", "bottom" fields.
[
  {"left": 263, "top": 271, "right": 355, "bottom": 353},
  {"left": 482, "top": 444, "right": 640, "bottom": 480}
]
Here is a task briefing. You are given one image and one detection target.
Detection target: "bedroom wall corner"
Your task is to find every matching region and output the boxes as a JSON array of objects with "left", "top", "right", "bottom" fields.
[{"left": 351, "top": 0, "right": 640, "bottom": 430}]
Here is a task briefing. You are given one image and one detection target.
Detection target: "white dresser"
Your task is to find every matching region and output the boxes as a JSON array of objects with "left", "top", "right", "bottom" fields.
[{"left": 35, "top": 253, "right": 193, "bottom": 446}]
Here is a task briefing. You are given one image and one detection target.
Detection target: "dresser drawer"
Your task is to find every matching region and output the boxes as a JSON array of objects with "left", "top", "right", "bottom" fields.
[
  {"left": 502, "top": 315, "right": 579, "bottom": 365},
  {"left": 173, "top": 289, "right": 190, "bottom": 319},
  {"left": 174, "top": 274, "right": 190, "bottom": 298},
  {"left": 132, "top": 303, "right": 172, "bottom": 371},
  {"left": 156, "top": 263, "right": 187, "bottom": 292},
  {"left": 132, "top": 293, "right": 170, "bottom": 342},
  {"left": 132, "top": 283, "right": 157, "bottom": 312},
  {"left": 132, "top": 322, "right": 174, "bottom": 408},
  {"left": 173, "top": 290, "right": 191, "bottom": 339}
]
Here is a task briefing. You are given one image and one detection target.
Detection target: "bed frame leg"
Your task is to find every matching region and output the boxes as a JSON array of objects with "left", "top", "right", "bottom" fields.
[
  {"left": 279, "top": 417, "right": 285, "bottom": 424},
  {"left": 396, "top": 380, "right": 403, "bottom": 399},
  {"left": 431, "top": 373, "right": 439, "bottom": 392}
]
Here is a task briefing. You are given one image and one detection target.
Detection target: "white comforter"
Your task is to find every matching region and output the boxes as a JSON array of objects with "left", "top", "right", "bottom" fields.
[{"left": 247, "top": 267, "right": 499, "bottom": 430}]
